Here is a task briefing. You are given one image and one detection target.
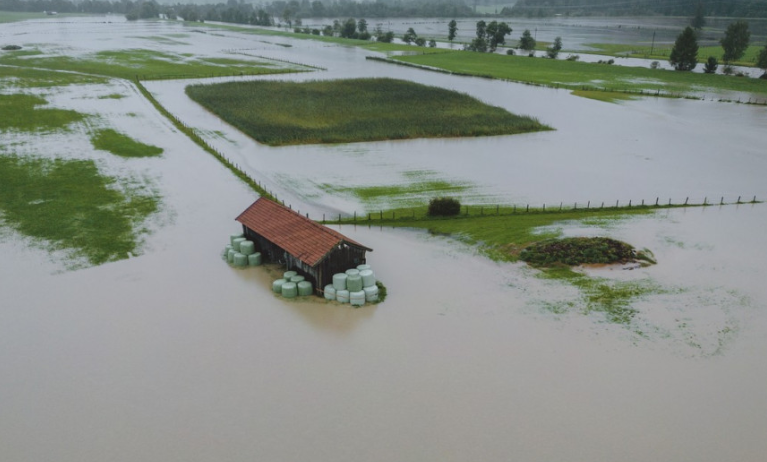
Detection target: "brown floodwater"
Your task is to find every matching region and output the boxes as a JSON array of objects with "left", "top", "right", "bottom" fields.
[{"left": 1, "top": 16, "right": 767, "bottom": 462}]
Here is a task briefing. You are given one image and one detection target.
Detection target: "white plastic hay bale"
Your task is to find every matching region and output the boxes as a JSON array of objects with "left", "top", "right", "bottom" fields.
[
  {"left": 272, "top": 279, "right": 287, "bottom": 293},
  {"left": 357, "top": 264, "right": 371, "bottom": 271},
  {"left": 324, "top": 285, "right": 336, "bottom": 300},
  {"left": 345, "top": 268, "right": 360, "bottom": 277},
  {"left": 284, "top": 270, "right": 297, "bottom": 280},
  {"left": 350, "top": 290, "right": 366, "bottom": 307},
  {"left": 332, "top": 273, "right": 347, "bottom": 291},
  {"left": 232, "top": 237, "right": 246, "bottom": 252},
  {"left": 297, "top": 281, "right": 313, "bottom": 296},
  {"left": 230, "top": 233, "right": 244, "bottom": 246},
  {"left": 360, "top": 269, "right": 376, "bottom": 288},
  {"left": 336, "top": 290, "right": 350, "bottom": 304},
  {"left": 233, "top": 252, "right": 248, "bottom": 268},
  {"left": 281, "top": 282, "right": 298, "bottom": 298},
  {"left": 227, "top": 249, "right": 236, "bottom": 263},
  {"left": 363, "top": 285, "right": 379, "bottom": 302},
  {"left": 248, "top": 252, "right": 262, "bottom": 266},
  {"left": 346, "top": 274, "right": 363, "bottom": 292},
  {"left": 239, "top": 240, "right": 255, "bottom": 256},
  {"left": 290, "top": 275, "right": 305, "bottom": 283}
]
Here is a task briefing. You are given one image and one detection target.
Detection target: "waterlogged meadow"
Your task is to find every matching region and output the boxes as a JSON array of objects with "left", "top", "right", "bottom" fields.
[{"left": 185, "top": 78, "right": 551, "bottom": 146}]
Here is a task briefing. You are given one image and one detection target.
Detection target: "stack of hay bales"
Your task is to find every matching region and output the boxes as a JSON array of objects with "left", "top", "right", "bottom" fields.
[
  {"left": 223, "top": 232, "right": 261, "bottom": 267},
  {"left": 324, "top": 264, "right": 378, "bottom": 306},
  {"left": 272, "top": 270, "right": 314, "bottom": 299}
]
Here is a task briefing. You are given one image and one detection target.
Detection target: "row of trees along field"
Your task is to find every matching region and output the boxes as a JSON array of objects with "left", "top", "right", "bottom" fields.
[
  {"left": 670, "top": 21, "right": 767, "bottom": 76},
  {"left": 506, "top": 0, "right": 767, "bottom": 18}
]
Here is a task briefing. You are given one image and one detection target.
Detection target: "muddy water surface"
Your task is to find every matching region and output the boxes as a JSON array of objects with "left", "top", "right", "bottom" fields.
[{"left": 1, "top": 16, "right": 767, "bottom": 462}]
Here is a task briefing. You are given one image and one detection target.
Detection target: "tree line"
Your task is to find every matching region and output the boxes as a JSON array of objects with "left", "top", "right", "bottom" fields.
[{"left": 506, "top": 0, "right": 767, "bottom": 18}]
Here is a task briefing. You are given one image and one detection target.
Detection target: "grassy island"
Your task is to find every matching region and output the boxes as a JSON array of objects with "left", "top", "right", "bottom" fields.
[
  {"left": 185, "top": 78, "right": 551, "bottom": 146},
  {"left": 520, "top": 237, "right": 655, "bottom": 267}
]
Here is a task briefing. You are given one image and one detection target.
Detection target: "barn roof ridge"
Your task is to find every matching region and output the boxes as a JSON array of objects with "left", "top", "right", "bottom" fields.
[{"left": 235, "top": 197, "right": 372, "bottom": 267}]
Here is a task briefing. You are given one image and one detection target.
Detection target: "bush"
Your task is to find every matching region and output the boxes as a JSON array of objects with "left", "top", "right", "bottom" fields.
[
  {"left": 2, "top": 45, "right": 22, "bottom": 51},
  {"left": 566, "top": 54, "right": 580, "bottom": 61},
  {"left": 506, "top": 49, "right": 515, "bottom": 55},
  {"left": 650, "top": 61, "right": 660, "bottom": 69},
  {"left": 427, "top": 197, "right": 461, "bottom": 217}
]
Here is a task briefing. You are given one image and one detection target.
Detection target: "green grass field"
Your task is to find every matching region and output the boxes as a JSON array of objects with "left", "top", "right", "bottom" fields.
[
  {"left": 91, "top": 129, "right": 164, "bottom": 158},
  {"left": 392, "top": 50, "right": 767, "bottom": 97},
  {"left": 587, "top": 42, "right": 765, "bottom": 67},
  {"left": 0, "top": 94, "right": 86, "bottom": 131},
  {"left": 0, "top": 66, "right": 107, "bottom": 89},
  {"left": 0, "top": 155, "right": 159, "bottom": 266},
  {"left": 0, "top": 11, "right": 46, "bottom": 23},
  {"left": 185, "top": 78, "right": 550, "bottom": 146},
  {"left": 0, "top": 48, "right": 302, "bottom": 80}
]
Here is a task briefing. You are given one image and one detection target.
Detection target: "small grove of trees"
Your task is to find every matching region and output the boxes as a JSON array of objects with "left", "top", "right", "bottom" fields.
[
  {"left": 721, "top": 20, "right": 751, "bottom": 65},
  {"left": 519, "top": 29, "right": 536, "bottom": 53},
  {"left": 546, "top": 36, "right": 562, "bottom": 59},
  {"left": 466, "top": 20, "right": 512, "bottom": 52},
  {"left": 757, "top": 42, "right": 767, "bottom": 78},
  {"left": 403, "top": 27, "right": 418, "bottom": 44},
  {"left": 669, "top": 26, "right": 698, "bottom": 71},
  {"left": 374, "top": 26, "right": 395, "bottom": 43},
  {"left": 427, "top": 197, "right": 461, "bottom": 217}
]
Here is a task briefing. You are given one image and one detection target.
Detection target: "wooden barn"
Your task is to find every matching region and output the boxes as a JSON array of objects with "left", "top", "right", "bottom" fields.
[{"left": 235, "top": 198, "right": 372, "bottom": 294}]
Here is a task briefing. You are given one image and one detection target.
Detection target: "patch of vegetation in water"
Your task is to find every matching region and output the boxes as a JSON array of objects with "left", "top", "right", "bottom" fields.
[
  {"left": 571, "top": 89, "right": 637, "bottom": 103},
  {"left": 185, "top": 78, "right": 551, "bottom": 146},
  {"left": 392, "top": 50, "right": 767, "bottom": 97},
  {"left": 0, "top": 48, "right": 299, "bottom": 80},
  {"left": 97, "top": 93, "right": 125, "bottom": 100},
  {"left": 319, "top": 179, "right": 470, "bottom": 209},
  {"left": 91, "top": 128, "right": 163, "bottom": 158},
  {"left": 0, "top": 66, "right": 107, "bottom": 89},
  {"left": 520, "top": 236, "right": 655, "bottom": 267},
  {"left": 0, "top": 155, "right": 160, "bottom": 267},
  {"left": 0, "top": 94, "right": 86, "bottom": 132}
]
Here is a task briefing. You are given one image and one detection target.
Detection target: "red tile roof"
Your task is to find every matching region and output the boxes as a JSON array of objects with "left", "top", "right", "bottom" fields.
[{"left": 235, "top": 198, "right": 372, "bottom": 267}]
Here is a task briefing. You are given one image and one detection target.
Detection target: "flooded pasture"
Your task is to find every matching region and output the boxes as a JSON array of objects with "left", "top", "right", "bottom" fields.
[{"left": 1, "top": 16, "right": 767, "bottom": 462}]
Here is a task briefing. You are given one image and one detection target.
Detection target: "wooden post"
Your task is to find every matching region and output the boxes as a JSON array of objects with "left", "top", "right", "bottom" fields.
[
  {"left": 543, "top": 204, "right": 546, "bottom": 211},
  {"left": 655, "top": 197, "right": 659, "bottom": 206},
  {"left": 684, "top": 197, "right": 689, "bottom": 205},
  {"left": 354, "top": 211, "right": 356, "bottom": 222},
  {"left": 737, "top": 196, "right": 742, "bottom": 204},
  {"left": 481, "top": 207, "right": 483, "bottom": 216},
  {"left": 338, "top": 214, "right": 341, "bottom": 223},
  {"left": 703, "top": 197, "right": 707, "bottom": 205},
  {"left": 526, "top": 204, "right": 529, "bottom": 212},
  {"left": 629, "top": 200, "right": 632, "bottom": 207},
  {"left": 380, "top": 210, "right": 383, "bottom": 219},
  {"left": 720, "top": 197, "right": 724, "bottom": 205},
  {"left": 616, "top": 200, "right": 619, "bottom": 207},
  {"left": 641, "top": 199, "right": 644, "bottom": 206},
  {"left": 587, "top": 201, "right": 590, "bottom": 209},
  {"left": 496, "top": 205, "right": 499, "bottom": 215},
  {"left": 574, "top": 202, "right": 577, "bottom": 210}
]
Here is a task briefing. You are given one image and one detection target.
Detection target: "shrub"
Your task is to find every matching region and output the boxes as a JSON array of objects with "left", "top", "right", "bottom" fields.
[
  {"left": 703, "top": 56, "right": 718, "bottom": 74},
  {"left": 427, "top": 197, "right": 461, "bottom": 217},
  {"left": 650, "top": 61, "right": 660, "bottom": 69},
  {"left": 2, "top": 45, "right": 22, "bottom": 51},
  {"left": 506, "top": 49, "right": 515, "bottom": 55},
  {"left": 519, "top": 237, "right": 642, "bottom": 267},
  {"left": 566, "top": 54, "right": 580, "bottom": 61}
]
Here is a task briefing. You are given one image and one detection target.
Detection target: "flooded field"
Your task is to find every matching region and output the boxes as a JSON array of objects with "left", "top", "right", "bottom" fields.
[{"left": 2, "top": 16, "right": 767, "bottom": 462}]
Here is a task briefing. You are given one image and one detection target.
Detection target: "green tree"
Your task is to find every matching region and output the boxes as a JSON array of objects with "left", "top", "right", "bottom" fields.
[
  {"left": 415, "top": 37, "right": 426, "bottom": 47},
  {"left": 757, "top": 43, "right": 767, "bottom": 78},
  {"left": 547, "top": 36, "right": 562, "bottom": 59},
  {"left": 721, "top": 20, "right": 750, "bottom": 64},
  {"left": 340, "top": 18, "right": 357, "bottom": 38},
  {"left": 703, "top": 56, "right": 718, "bottom": 74},
  {"left": 403, "top": 27, "right": 418, "bottom": 45},
  {"left": 428, "top": 39, "right": 437, "bottom": 48},
  {"left": 448, "top": 19, "right": 457, "bottom": 43},
  {"left": 669, "top": 26, "right": 699, "bottom": 71},
  {"left": 691, "top": 2, "right": 706, "bottom": 30},
  {"left": 486, "top": 21, "right": 512, "bottom": 52},
  {"left": 519, "top": 29, "right": 536, "bottom": 52},
  {"left": 357, "top": 18, "right": 367, "bottom": 33}
]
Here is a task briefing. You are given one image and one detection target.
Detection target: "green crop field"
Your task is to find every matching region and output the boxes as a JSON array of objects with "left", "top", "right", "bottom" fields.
[
  {"left": 392, "top": 50, "right": 767, "bottom": 97},
  {"left": 186, "top": 78, "right": 551, "bottom": 146},
  {"left": 0, "top": 94, "right": 86, "bottom": 132}
]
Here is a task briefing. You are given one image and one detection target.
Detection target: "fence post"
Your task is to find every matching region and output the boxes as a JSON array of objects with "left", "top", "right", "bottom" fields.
[
  {"left": 338, "top": 214, "right": 341, "bottom": 223},
  {"left": 753, "top": 196, "right": 757, "bottom": 203},
  {"left": 720, "top": 197, "right": 724, "bottom": 205},
  {"left": 543, "top": 204, "right": 546, "bottom": 211},
  {"left": 616, "top": 200, "right": 619, "bottom": 207},
  {"left": 684, "top": 197, "right": 689, "bottom": 205},
  {"left": 323, "top": 213, "right": 325, "bottom": 221},
  {"left": 655, "top": 197, "right": 659, "bottom": 206},
  {"left": 703, "top": 197, "right": 707, "bottom": 205},
  {"left": 601, "top": 202, "right": 604, "bottom": 208},
  {"left": 587, "top": 201, "right": 590, "bottom": 209},
  {"left": 629, "top": 200, "right": 632, "bottom": 207},
  {"left": 737, "top": 196, "right": 742, "bottom": 204},
  {"left": 354, "top": 211, "right": 356, "bottom": 222},
  {"left": 497, "top": 205, "right": 499, "bottom": 215},
  {"left": 526, "top": 204, "right": 529, "bottom": 212},
  {"left": 574, "top": 202, "right": 577, "bottom": 210}
]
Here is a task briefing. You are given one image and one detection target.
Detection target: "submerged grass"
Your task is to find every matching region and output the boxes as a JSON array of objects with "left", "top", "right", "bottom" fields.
[
  {"left": 0, "top": 66, "right": 107, "bottom": 89},
  {"left": 0, "top": 48, "right": 299, "bottom": 80},
  {"left": 91, "top": 128, "right": 163, "bottom": 158},
  {"left": 0, "top": 94, "right": 85, "bottom": 132},
  {"left": 392, "top": 50, "right": 767, "bottom": 97},
  {"left": 319, "top": 177, "right": 470, "bottom": 209},
  {"left": 0, "top": 155, "right": 159, "bottom": 266},
  {"left": 186, "top": 78, "right": 551, "bottom": 146},
  {"left": 571, "top": 89, "right": 637, "bottom": 103}
]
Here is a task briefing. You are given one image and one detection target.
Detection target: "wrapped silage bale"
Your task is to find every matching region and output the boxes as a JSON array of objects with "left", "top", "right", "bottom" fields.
[
  {"left": 227, "top": 249, "right": 236, "bottom": 263},
  {"left": 239, "top": 240, "right": 255, "bottom": 256},
  {"left": 272, "top": 278, "right": 287, "bottom": 293},
  {"left": 360, "top": 269, "right": 376, "bottom": 288},
  {"left": 363, "top": 285, "right": 379, "bottom": 302},
  {"left": 332, "top": 273, "right": 347, "bottom": 291},
  {"left": 336, "top": 290, "right": 350, "bottom": 304},
  {"left": 248, "top": 252, "right": 262, "bottom": 266},
  {"left": 290, "top": 275, "right": 305, "bottom": 283},
  {"left": 232, "top": 237, "right": 246, "bottom": 252},
  {"left": 347, "top": 274, "right": 363, "bottom": 292},
  {"left": 297, "top": 281, "right": 313, "bottom": 296},
  {"left": 283, "top": 270, "right": 297, "bottom": 280},
  {"left": 349, "top": 290, "right": 365, "bottom": 307},
  {"left": 357, "top": 264, "right": 371, "bottom": 271},
  {"left": 222, "top": 244, "right": 232, "bottom": 260},
  {"left": 345, "top": 268, "right": 360, "bottom": 277},
  {"left": 281, "top": 282, "right": 298, "bottom": 298},
  {"left": 230, "top": 233, "right": 244, "bottom": 246},
  {"left": 324, "top": 285, "right": 336, "bottom": 300},
  {"left": 233, "top": 252, "right": 248, "bottom": 268}
]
